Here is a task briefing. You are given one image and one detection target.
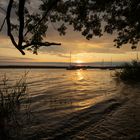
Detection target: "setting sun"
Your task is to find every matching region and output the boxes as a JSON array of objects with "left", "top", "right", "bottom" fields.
[{"left": 75, "top": 60, "right": 83, "bottom": 64}]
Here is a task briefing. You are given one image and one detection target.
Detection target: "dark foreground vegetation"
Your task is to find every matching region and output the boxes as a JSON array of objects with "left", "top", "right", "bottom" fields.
[
  {"left": 115, "top": 60, "right": 140, "bottom": 82},
  {"left": 0, "top": 74, "right": 30, "bottom": 140}
]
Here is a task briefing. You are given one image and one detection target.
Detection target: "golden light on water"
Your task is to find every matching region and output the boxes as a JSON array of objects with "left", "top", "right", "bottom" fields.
[
  {"left": 70, "top": 69, "right": 85, "bottom": 81},
  {"left": 76, "top": 70, "right": 84, "bottom": 81},
  {"left": 70, "top": 70, "right": 109, "bottom": 111}
]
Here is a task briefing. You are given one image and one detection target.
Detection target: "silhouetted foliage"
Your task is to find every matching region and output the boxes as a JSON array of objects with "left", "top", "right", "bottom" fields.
[
  {"left": 0, "top": 74, "right": 30, "bottom": 139},
  {"left": 53, "top": 0, "right": 140, "bottom": 49},
  {"left": 115, "top": 60, "right": 140, "bottom": 82},
  {"left": 0, "top": 0, "right": 61, "bottom": 55},
  {"left": 1, "top": 0, "right": 140, "bottom": 54}
]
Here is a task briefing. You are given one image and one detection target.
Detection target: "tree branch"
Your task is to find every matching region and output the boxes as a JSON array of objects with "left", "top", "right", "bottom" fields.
[
  {"left": 0, "top": 7, "right": 6, "bottom": 13},
  {"left": 6, "top": 0, "right": 25, "bottom": 55},
  {"left": 18, "top": 0, "right": 26, "bottom": 47},
  {"left": 6, "top": 0, "right": 16, "bottom": 46},
  {"left": 24, "top": 0, "right": 60, "bottom": 37},
  {"left": 0, "top": 17, "right": 6, "bottom": 31},
  {"left": 22, "top": 41, "right": 61, "bottom": 49}
]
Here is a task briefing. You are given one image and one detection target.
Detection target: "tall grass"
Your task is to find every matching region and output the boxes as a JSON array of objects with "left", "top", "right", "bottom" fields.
[
  {"left": 0, "top": 73, "right": 29, "bottom": 139},
  {"left": 115, "top": 60, "right": 140, "bottom": 82}
]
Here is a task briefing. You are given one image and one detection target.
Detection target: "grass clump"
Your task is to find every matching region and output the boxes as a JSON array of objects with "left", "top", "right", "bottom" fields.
[
  {"left": 0, "top": 73, "right": 29, "bottom": 140},
  {"left": 115, "top": 60, "right": 140, "bottom": 82}
]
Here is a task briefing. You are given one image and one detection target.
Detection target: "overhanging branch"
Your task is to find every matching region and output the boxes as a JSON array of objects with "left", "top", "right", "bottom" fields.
[
  {"left": 0, "top": 17, "right": 6, "bottom": 31},
  {"left": 18, "top": 0, "right": 26, "bottom": 47},
  {"left": 0, "top": 7, "right": 6, "bottom": 13},
  {"left": 22, "top": 41, "right": 61, "bottom": 49},
  {"left": 24, "top": 0, "right": 60, "bottom": 37},
  {"left": 6, "top": 0, "right": 25, "bottom": 55}
]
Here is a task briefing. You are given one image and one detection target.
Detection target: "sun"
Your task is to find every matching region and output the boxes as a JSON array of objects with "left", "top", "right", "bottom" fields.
[{"left": 75, "top": 60, "right": 83, "bottom": 64}]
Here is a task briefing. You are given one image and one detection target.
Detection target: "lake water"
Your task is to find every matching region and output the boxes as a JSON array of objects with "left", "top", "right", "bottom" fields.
[
  {"left": 0, "top": 69, "right": 117, "bottom": 112},
  {"left": 0, "top": 69, "right": 140, "bottom": 139}
]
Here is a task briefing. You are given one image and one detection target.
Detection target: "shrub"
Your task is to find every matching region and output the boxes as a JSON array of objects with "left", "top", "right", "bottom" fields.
[{"left": 115, "top": 60, "right": 140, "bottom": 82}]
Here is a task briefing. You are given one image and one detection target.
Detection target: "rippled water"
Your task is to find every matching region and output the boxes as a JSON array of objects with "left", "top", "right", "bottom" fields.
[
  {"left": 1, "top": 69, "right": 140, "bottom": 139},
  {"left": 0, "top": 69, "right": 117, "bottom": 112}
]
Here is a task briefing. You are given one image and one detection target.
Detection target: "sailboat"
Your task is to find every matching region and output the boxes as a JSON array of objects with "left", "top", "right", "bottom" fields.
[
  {"left": 66, "top": 52, "right": 86, "bottom": 70},
  {"left": 100, "top": 59, "right": 106, "bottom": 69},
  {"left": 109, "top": 58, "right": 115, "bottom": 70},
  {"left": 66, "top": 52, "right": 78, "bottom": 70}
]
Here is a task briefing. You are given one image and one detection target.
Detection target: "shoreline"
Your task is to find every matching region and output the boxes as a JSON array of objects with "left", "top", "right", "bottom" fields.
[{"left": 0, "top": 65, "right": 124, "bottom": 70}]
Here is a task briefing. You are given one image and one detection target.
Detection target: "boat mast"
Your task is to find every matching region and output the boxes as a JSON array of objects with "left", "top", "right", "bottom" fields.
[
  {"left": 110, "top": 57, "right": 112, "bottom": 66},
  {"left": 102, "top": 59, "right": 104, "bottom": 67},
  {"left": 70, "top": 52, "right": 72, "bottom": 66},
  {"left": 136, "top": 51, "right": 139, "bottom": 61}
]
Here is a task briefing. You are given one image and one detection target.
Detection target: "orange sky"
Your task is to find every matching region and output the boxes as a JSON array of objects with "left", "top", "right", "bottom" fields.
[
  {"left": 0, "top": 0, "right": 140, "bottom": 64},
  {"left": 0, "top": 29, "right": 139, "bottom": 64}
]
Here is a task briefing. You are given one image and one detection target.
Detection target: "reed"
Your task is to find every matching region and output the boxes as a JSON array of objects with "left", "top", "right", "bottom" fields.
[{"left": 0, "top": 73, "right": 29, "bottom": 139}]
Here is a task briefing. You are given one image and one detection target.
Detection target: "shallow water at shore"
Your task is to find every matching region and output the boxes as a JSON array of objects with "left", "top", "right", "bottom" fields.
[{"left": 0, "top": 69, "right": 140, "bottom": 139}]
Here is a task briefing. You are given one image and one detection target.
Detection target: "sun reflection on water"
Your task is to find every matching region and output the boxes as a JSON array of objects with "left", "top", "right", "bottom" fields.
[
  {"left": 68, "top": 69, "right": 112, "bottom": 111},
  {"left": 76, "top": 69, "right": 84, "bottom": 81}
]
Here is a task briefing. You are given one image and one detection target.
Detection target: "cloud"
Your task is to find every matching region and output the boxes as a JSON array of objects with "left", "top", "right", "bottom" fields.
[
  {"left": 38, "top": 30, "right": 128, "bottom": 56},
  {"left": 0, "top": 55, "right": 35, "bottom": 63},
  {"left": 0, "top": 0, "right": 139, "bottom": 63}
]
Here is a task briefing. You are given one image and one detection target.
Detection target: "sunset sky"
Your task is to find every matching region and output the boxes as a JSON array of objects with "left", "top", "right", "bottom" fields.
[{"left": 0, "top": 0, "right": 140, "bottom": 64}]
